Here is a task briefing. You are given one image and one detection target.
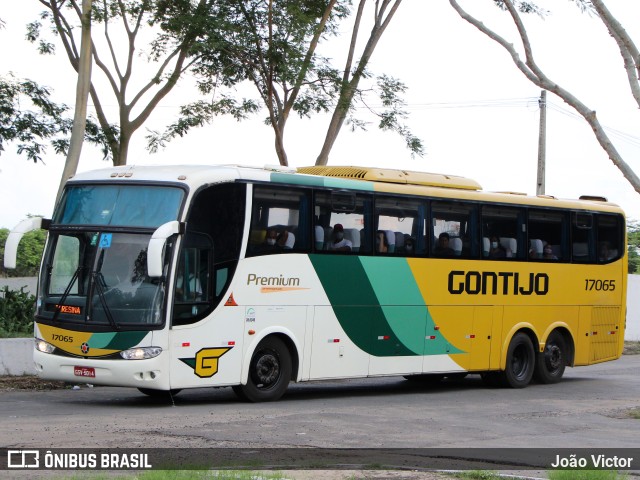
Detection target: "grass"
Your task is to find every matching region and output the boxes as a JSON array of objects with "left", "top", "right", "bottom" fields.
[
  {"left": 627, "top": 407, "right": 640, "bottom": 419},
  {"left": 453, "top": 472, "right": 501, "bottom": 480},
  {"left": 623, "top": 341, "right": 640, "bottom": 355},
  {"left": 548, "top": 470, "right": 628, "bottom": 480}
]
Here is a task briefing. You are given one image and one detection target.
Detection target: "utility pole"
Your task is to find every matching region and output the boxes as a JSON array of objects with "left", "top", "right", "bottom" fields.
[{"left": 536, "top": 90, "right": 547, "bottom": 196}]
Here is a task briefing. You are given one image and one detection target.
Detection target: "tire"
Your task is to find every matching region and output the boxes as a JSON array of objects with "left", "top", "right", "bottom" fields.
[
  {"left": 233, "top": 336, "right": 291, "bottom": 402},
  {"left": 534, "top": 331, "right": 566, "bottom": 384},
  {"left": 501, "top": 332, "right": 535, "bottom": 388},
  {"left": 138, "top": 388, "right": 181, "bottom": 398}
]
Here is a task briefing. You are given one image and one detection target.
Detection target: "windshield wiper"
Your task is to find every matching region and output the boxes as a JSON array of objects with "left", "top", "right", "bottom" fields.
[
  {"left": 51, "top": 266, "right": 82, "bottom": 324},
  {"left": 88, "top": 249, "right": 120, "bottom": 331},
  {"left": 91, "top": 271, "right": 120, "bottom": 331}
]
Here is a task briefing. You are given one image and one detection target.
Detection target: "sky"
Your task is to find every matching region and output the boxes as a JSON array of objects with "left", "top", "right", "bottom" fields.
[{"left": 1, "top": 1, "right": 640, "bottom": 229}]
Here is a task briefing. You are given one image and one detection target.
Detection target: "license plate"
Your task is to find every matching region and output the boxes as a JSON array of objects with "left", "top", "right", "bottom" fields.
[{"left": 74, "top": 366, "right": 95, "bottom": 378}]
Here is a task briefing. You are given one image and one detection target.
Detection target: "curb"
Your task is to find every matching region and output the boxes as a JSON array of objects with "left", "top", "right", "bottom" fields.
[{"left": 0, "top": 338, "right": 34, "bottom": 376}]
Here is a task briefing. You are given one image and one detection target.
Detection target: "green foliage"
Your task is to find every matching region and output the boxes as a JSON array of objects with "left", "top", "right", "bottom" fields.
[
  {"left": 0, "top": 286, "right": 35, "bottom": 338},
  {"left": 0, "top": 73, "right": 115, "bottom": 163},
  {"left": 454, "top": 472, "right": 501, "bottom": 480},
  {"left": 0, "top": 74, "right": 70, "bottom": 163},
  {"left": 548, "top": 470, "right": 627, "bottom": 480},
  {"left": 0, "top": 224, "right": 46, "bottom": 277},
  {"left": 628, "top": 220, "right": 640, "bottom": 274},
  {"left": 150, "top": 0, "right": 421, "bottom": 163}
]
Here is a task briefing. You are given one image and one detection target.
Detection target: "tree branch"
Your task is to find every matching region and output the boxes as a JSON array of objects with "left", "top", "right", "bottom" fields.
[{"left": 449, "top": 0, "right": 640, "bottom": 194}]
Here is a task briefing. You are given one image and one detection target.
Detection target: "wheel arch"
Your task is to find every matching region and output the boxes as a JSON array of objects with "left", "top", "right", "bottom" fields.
[{"left": 240, "top": 328, "right": 301, "bottom": 385}]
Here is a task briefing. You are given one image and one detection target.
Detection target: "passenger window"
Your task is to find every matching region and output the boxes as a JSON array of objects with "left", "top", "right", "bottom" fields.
[
  {"left": 482, "top": 206, "right": 521, "bottom": 260},
  {"left": 314, "top": 191, "right": 372, "bottom": 254},
  {"left": 596, "top": 214, "right": 623, "bottom": 263},
  {"left": 572, "top": 212, "right": 594, "bottom": 263},
  {"left": 432, "top": 201, "right": 476, "bottom": 258},
  {"left": 248, "top": 186, "right": 310, "bottom": 255},
  {"left": 528, "top": 210, "right": 566, "bottom": 261},
  {"left": 375, "top": 196, "right": 425, "bottom": 255}
]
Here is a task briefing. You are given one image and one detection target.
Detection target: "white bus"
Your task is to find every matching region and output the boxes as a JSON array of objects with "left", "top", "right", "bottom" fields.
[{"left": 4, "top": 164, "right": 626, "bottom": 401}]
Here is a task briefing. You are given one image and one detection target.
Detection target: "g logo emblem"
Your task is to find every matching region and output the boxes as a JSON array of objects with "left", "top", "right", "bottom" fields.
[{"left": 194, "top": 347, "right": 231, "bottom": 378}]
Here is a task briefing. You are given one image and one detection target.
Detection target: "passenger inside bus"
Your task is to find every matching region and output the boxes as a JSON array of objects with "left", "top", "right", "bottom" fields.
[
  {"left": 329, "top": 224, "right": 352, "bottom": 252},
  {"left": 599, "top": 242, "right": 615, "bottom": 262},
  {"left": 277, "top": 230, "right": 295, "bottom": 249},
  {"left": 405, "top": 237, "right": 416, "bottom": 255},
  {"left": 488, "top": 236, "right": 507, "bottom": 259},
  {"left": 376, "top": 230, "right": 389, "bottom": 253},
  {"left": 543, "top": 245, "right": 558, "bottom": 260},
  {"left": 434, "top": 232, "right": 455, "bottom": 256}
]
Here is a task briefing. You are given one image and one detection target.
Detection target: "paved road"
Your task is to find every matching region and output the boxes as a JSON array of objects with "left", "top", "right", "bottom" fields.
[{"left": 1, "top": 355, "right": 639, "bottom": 453}]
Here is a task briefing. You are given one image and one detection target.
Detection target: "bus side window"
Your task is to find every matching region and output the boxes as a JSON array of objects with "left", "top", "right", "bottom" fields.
[
  {"left": 375, "top": 195, "right": 423, "bottom": 256},
  {"left": 528, "top": 210, "right": 567, "bottom": 261},
  {"left": 314, "top": 191, "right": 372, "bottom": 254},
  {"left": 596, "top": 214, "right": 624, "bottom": 263},
  {"left": 481, "top": 206, "right": 521, "bottom": 260},
  {"left": 248, "top": 185, "right": 310, "bottom": 255},
  {"left": 572, "top": 213, "right": 594, "bottom": 263},
  {"left": 432, "top": 201, "right": 476, "bottom": 258}
]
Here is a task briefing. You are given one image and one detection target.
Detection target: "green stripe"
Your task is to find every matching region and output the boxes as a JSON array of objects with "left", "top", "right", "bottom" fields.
[
  {"left": 270, "top": 173, "right": 374, "bottom": 191},
  {"left": 310, "top": 255, "right": 463, "bottom": 356},
  {"left": 310, "top": 255, "right": 415, "bottom": 357},
  {"left": 102, "top": 331, "right": 148, "bottom": 350}
]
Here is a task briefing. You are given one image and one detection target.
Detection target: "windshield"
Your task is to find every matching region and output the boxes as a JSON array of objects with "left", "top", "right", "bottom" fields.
[
  {"left": 39, "top": 231, "right": 168, "bottom": 327},
  {"left": 54, "top": 184, "right": 183, "bottom": 228}
]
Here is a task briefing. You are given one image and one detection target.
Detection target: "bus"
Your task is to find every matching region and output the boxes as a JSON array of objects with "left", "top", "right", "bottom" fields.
[{"left": 4, "top": 164, "right": 627, "bottom": 401}]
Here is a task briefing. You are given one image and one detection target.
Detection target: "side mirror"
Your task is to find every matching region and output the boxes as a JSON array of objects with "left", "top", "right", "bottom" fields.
[
  {"left": 4, "top": 217, "right": 48, "bottom": 269},
  {"left": 147, "top": 221, "right": 184, "bottom": 278}
]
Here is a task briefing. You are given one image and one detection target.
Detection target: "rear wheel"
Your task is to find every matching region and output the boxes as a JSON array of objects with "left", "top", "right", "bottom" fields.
[
  {"left": 501, "top": 332, "right": 535, "bottom": 388},
  {"left": 233, "top": 336, "right": 291, "bottom": 402},
  {"left": 534, "top": 331, "right": 566, "bottom": 384}
]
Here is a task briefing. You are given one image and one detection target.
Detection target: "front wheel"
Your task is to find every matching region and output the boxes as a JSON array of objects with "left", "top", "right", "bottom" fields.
[
  {"left": 534, "top": 331, "right": 566, "bottom": 384},
  {"left": 501, "top": 332, "right": 535, "bottom": 388},
  {"left": 233, "top": 336, "right": 291, "bottom": 402}
]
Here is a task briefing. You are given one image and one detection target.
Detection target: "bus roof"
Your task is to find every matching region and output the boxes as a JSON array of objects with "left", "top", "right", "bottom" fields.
[{"left": 66, "top": 164, "right": 624, "bottom": 215}]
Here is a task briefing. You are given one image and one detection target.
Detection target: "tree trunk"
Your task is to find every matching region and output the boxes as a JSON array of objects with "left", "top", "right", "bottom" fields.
[
  {"left": 315, "top": 0, "right": 402, "bottom": 166},
  {"left": 55, "top": 0, "right": 92, "bottom": 204}
]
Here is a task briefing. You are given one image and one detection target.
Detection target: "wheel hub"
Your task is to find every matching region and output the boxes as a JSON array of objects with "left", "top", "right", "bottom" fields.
[{"left": 255, "top": 353, "right": 280, "bottom": 386}]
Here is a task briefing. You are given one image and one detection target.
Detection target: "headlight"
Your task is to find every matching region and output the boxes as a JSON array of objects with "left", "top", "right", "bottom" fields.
[
  {"left": 35, "top": 338, "right": 55, "bottom": 354},
  {"left": 120, "top": 346, "right": 162, "bottom": 360}
]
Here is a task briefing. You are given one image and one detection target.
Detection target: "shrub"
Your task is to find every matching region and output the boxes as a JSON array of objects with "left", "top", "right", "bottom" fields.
[{"left": 0, "top": 286, "right": 35, "bottom": 338}]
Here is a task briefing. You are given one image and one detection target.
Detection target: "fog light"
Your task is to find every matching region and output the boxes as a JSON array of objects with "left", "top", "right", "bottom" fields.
[
  {"left": 35, "top": 338, "right": 55, "bottom": 354},
  {"left": 120, "top": 347, "right": 162, "bottom": 360}
]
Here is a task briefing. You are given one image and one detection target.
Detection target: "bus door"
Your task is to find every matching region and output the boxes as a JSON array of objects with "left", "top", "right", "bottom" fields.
[{"left": 169, "top": 233, "right": 245, "bottom": 389}]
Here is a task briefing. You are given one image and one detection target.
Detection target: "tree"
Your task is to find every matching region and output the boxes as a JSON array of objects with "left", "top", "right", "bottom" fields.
[
  {"left": 629, "top": 220, "right": 640, "bottom": 274},
  {"left": 449, "top": 0, "right": 640, "bottom": 195},
  {"left": 316, "top": 0, "right": 421, "bottom": 165},
  {"left": 56, "top": 0, "right": 92, "bottom": 202},
  {"left": 0, "top": 74, "right": 71, "bottom": 163},
  {"left": 28, "top": 0, "right": 235, "bottom": 166},
  {"left": 152, "top": 0, "right": 422, "bottom": 166}
]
